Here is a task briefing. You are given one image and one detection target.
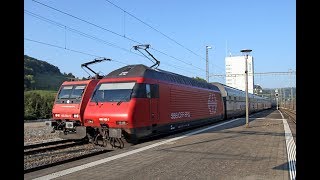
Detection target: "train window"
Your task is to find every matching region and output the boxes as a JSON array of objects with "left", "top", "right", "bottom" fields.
[
  {"left": 70, "top": 85, "right": 86, "bottom": 99},
  {"left": 58, "top": 86, "right": 73, "bottom": 99},
  {"left": 58, "top": 85, "right": 87, "bottom": 99},
  {"left": 92, "top": 82, "right": 135, "bottom": 102},
  {"left": 131, "top": 83, "right": 159, "bottom": 98},
  {"left": 150, "top": 84, "right": 159, "bottom": 98},
  {"left": 146, "top": 84, "right": 151, "bottom": 98},
  {"left": 132, "top": 83, "right": 147, "bottom": 98}
]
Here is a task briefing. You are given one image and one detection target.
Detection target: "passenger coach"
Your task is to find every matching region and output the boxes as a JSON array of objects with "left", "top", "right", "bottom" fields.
[{"left": 212, "top": 82, "right": 271, "bottom": 119}]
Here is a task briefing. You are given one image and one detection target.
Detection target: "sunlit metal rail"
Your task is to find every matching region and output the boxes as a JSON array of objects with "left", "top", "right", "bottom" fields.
[
  {"left": 24, "top": 139, "right": 75, "bottom": 150},
  {"left": 24, "top": 149, "right": 110, "bottom": 174},
  {"left": 280, "top": 107, "right": 296, "bottom": 124},
  {"left": 24, "top": 140, "right": 86, "bottom": 156}
]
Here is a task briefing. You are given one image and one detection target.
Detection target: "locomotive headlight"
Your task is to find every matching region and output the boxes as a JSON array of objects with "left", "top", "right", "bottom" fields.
[
  {"left": 116, "top": 121, "right": 128, "bottom": 125},
  {"left": 54, "top": 113, "right": 60, "bottom": 117},
  {"left": 73, "top": 114, "right": 80, "bottom": 118}
]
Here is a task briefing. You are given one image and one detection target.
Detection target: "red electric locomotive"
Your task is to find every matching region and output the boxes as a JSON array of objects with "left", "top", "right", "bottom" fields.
[
  {"left": 45, "top": 79, "right": 100, "bottom": 139},
  {"left": 45, "top": 58, "right": 110, "bottom": 139},
  {"left": 83, "top": 64, "right": 225, "bottom": 147}
]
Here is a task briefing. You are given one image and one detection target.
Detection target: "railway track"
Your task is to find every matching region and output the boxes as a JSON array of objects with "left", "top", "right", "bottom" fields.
[
  {"left": 24, "top": 139, "right": 113, "bottom": 173},
  {"left": 280, "top": 108, "right": 296, "bottom": 124},
  {"left": 24, "top": 148, "right": 110, "bottom": 173},
  {"left": 25, "top": 139, "right": 75, "bottom": 149},
  {"left": 24, "top": 139, "right": 86, "bottom": 155}
]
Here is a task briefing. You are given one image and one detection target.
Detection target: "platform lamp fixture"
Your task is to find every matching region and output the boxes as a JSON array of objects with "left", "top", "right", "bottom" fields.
[
  {"left": 206, "top": 46, "right": 212, "bottom": 82},
  {"left": 240, "top": 49, "right": 252, "bottom": 128}
]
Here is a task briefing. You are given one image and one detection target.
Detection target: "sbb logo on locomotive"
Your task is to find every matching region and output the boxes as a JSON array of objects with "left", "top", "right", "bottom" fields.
[{"left": 208, "top": 93, "right": 218, "bottom": 115}]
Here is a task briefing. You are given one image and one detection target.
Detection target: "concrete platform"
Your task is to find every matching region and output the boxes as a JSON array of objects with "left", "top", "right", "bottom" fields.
[{"left": 25, "top": 109, "right": 296, "bottom": 180}]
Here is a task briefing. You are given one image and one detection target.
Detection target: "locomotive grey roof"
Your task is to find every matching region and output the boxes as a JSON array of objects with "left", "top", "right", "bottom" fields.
[{"left": 105, "top": 64, "right": 220, "bottom": 91}]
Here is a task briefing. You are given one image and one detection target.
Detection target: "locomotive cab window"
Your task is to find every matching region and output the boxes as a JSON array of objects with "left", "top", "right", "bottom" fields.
[
  {"left": 70, "top": 85, "right": 86, "bottom": 98},
  {"left": 58, "top": 86, "right": 73, "bottom": 99},
  {"left": 92, "top": 82, "right": 135, "bottom": 102},
  {"left": 132, "top": 83, "right": 159, "bottom": 98},
  {"left": 92, "top": 82, "right": 159, "bottom": 102},
  {"left": 150, "top": 84, "right": 159, "bottom": 98},
  {"left": 146, "top": 84, "right": 151, "bottom": 98},
  {"left": 56, "top": 84, "right": 87, "bottom": 103}
]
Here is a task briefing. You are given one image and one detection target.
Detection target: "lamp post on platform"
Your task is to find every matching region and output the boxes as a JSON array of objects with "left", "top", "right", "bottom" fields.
[{"left": 240, "top": 49, "right": 252, "bottom": 128}]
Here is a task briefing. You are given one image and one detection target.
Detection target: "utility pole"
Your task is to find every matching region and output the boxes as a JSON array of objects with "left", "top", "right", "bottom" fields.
[
  {"left": 206, "top": 46, "right": 212, "bottom": 82},
  {"left": 240, "top": 49, "right": 252, "bottom": 128}
]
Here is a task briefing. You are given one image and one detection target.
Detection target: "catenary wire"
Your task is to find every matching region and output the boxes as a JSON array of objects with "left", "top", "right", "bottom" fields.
[
  {"left": 25, "top": 38, "right": 198, "bottom": 75},
  {"left": 24, "top": 38, "right": 128, "bottom": 66},
  {"left": 31, "top": 0, "right": 205, "bottom": 72},
  {"left": 25, "top": 10, "right": 200, "bottom": 75},
  {"left": 104, "top": 0, "right": 206, "bottom": 61}
]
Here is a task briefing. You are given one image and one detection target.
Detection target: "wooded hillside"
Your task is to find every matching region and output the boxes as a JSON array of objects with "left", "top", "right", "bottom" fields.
[{"left": 24, "top": 55, "right": 77, "bottom": 91}]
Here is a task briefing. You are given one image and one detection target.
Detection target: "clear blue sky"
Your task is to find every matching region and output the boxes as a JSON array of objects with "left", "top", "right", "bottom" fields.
[{"left": 24, "top": 0, "right": 296, "bottom": 89}]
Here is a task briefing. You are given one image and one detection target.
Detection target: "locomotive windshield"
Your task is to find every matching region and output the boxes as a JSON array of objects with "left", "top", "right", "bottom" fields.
[
  {"left": 91, "top": 82, "right": 159, "bottom": 103},
  {"left": 92, "top": 82, "right": 135, "bottom": 102},
  {"left": 57, "top": 85, "right": 86, "bottom": 100}
]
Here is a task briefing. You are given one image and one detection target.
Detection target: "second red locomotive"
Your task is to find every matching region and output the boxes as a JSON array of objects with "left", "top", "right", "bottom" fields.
[
  {"left": 45, "top": 58, "right": 109, "bottom": 139},
  {"left": 45, "top": 79, "right": 100, "bottom": 139}
]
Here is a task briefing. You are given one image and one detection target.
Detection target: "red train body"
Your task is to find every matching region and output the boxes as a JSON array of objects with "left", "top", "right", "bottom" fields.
[
  {"left": 46, "top": 64, "right": 271, "bottom": 148},
  {"left": 45, "top": 79, "right": 100, "bottom": 139},
  {"left": 45, "top": 58, "right": 109, "bottom": 139},
  {"left": 83, "top": 64, "right": 225, "bottom": 146}
]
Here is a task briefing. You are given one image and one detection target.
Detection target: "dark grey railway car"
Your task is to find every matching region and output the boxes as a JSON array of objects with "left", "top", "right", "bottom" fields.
[{"left": 211, "top": 82, "right": 271, "bottom": 119}]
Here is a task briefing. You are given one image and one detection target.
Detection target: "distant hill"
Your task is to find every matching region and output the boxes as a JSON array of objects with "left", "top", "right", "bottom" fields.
[
  {"left": 24, "top": 55, "right": 79, "bottom": 91},
  {"left": 259, "top": 87, "right": 296, "bottom": 100}
]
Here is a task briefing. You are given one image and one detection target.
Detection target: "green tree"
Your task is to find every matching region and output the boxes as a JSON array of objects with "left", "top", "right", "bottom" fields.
[
  {"left": 39, "top": 93, "right": 55, "bottom": 119},
  {"left": 24, "top": 91, "right": 56, "bottom": 120},
  {"left": 67, "top": 73, "right": 75, "bottom": 78},
  {"left": 24, "top": 92, "right": 42, "bottom": 119},
  {"left": 193, "top": 76, "right": 207, "bottom": 83},
  {"left": 24, "top": 74, "right": 35, "bottom": 90},
  {"left": 24, "top": 55, "right": 79, "bottom": 91}
]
